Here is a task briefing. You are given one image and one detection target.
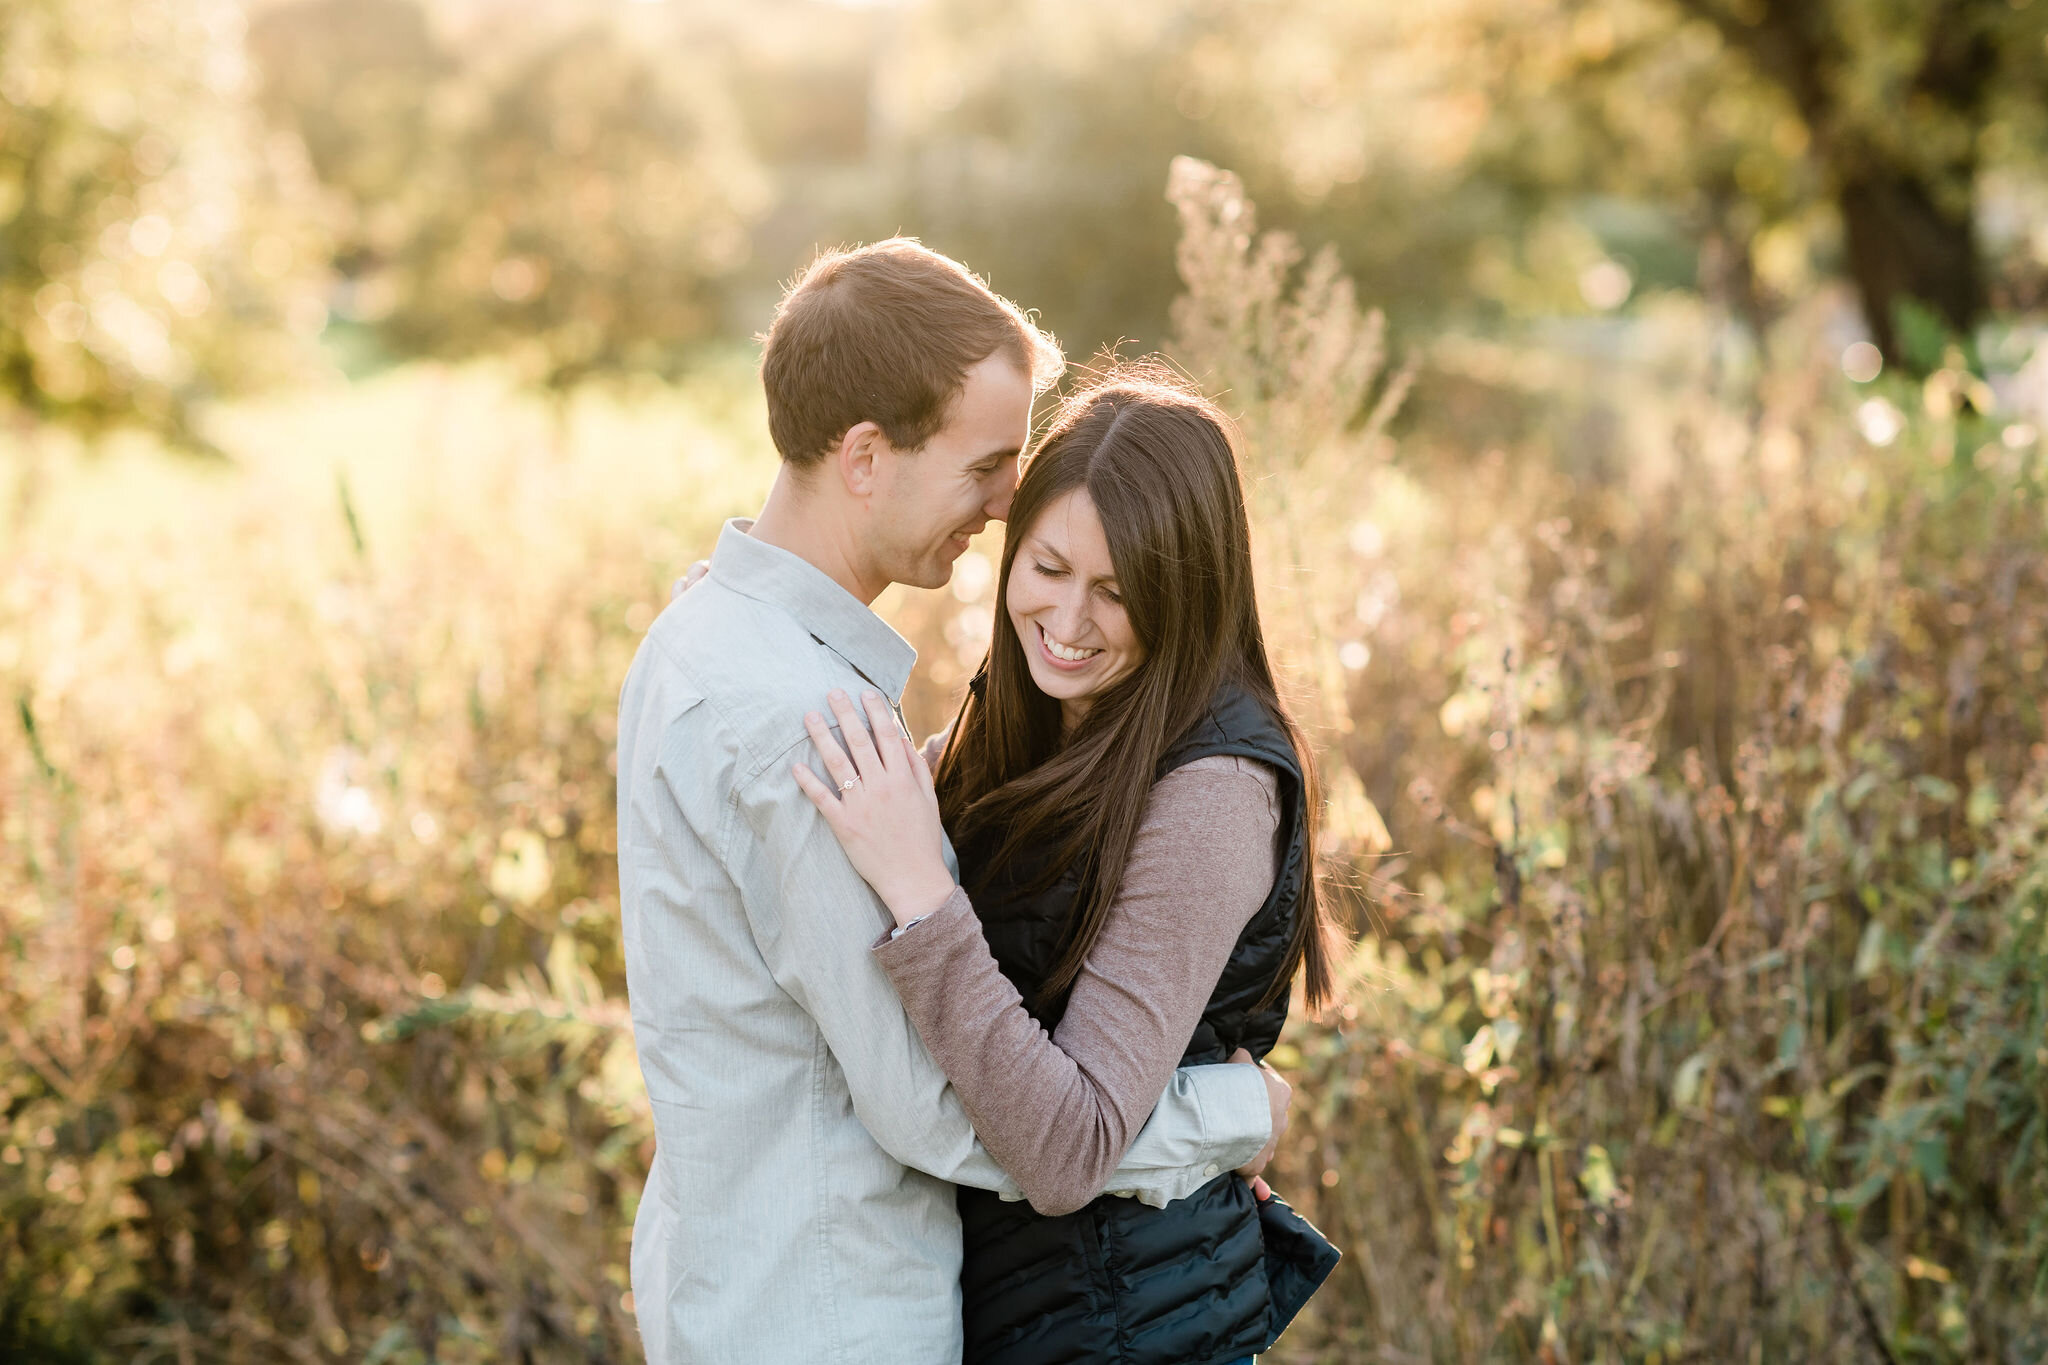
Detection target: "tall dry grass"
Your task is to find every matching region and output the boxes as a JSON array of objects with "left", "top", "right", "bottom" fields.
[
  {"left": 4, "top": 162, "right": 2046, "bottom": 1363},
  {"left": 3, "top": 361, "right": 771, "bottom": 1361},
  {"left": 1162, "top": 161, "right": 2047, "bottom": 1362}
]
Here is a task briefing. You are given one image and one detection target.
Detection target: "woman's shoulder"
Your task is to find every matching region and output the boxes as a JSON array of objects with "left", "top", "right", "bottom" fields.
[
  {"left": 1162, "top": 683, "right": 1302, "bottom": 778},
  {"left": 1144, "top": 754, "right": 1281, "bottom": 833},
  {"left": 1168, "top": 752, "right": 1280, "bottom": 789}
]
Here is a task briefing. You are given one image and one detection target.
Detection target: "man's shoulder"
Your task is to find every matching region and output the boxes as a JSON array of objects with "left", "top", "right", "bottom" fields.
[{"left": 633, "top": 581, "right": 853, "bottom": 780}]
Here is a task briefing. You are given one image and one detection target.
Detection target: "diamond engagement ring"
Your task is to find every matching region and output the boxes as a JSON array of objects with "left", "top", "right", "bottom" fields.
[{"left": 838, "top": 777, "right": 860, "bottom": 793}]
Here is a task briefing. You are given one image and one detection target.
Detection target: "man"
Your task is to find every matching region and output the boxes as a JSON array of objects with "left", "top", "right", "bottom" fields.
[{"left": 615, "top": 240, "right": 1285, "bottom": 1363}]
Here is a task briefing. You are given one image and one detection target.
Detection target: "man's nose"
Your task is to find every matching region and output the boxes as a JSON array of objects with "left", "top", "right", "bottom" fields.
[{"left": 986, "top": 459, "right": 1019, "bottom": 520}]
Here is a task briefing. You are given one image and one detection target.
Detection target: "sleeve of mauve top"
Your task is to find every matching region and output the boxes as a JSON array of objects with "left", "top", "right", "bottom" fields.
[{"left": 871, "top": 755, "right": 1283, "bottom": 1217}]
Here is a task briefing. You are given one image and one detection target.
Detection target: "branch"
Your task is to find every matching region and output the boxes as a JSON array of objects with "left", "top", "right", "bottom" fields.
[
  {"left": 1665, "top": 0, "right": 1840, "bottom": 131},
  {"left": 1910, "top": 0, "right": 2000, "bottom": 117},
  {"left": 1825, "top": 1214, "right": 1905, "bottom": 1365}
]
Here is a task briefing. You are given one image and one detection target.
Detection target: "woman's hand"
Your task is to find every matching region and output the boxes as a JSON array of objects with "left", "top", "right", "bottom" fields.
[
  {"left": 918, "top": 725, "right": 951, "bottom": 775},
  {"left": 671, "top": 559, "right": 710, "bottom": 600},
  {"left": 793, "top": 689, "right": 958, "bottom": 927}
]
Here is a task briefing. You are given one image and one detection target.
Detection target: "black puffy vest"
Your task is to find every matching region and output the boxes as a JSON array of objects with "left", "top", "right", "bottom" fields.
[{"left": 952, "top": 683, "right": 1310, "bottom": 1365}]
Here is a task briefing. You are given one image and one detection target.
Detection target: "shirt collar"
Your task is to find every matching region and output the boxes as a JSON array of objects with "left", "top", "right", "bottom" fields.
[{"left": 708, "top": 518, "right": 917, "bottom": 702}]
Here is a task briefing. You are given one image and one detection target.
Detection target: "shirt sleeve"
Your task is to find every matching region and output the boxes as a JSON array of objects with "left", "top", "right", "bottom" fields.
[
  {"left": 724, "top": 727, "right": 1270, "bottom": 1201},
  {"left": 873, "top": 757, "right": 1284, "bottom": 1215}
]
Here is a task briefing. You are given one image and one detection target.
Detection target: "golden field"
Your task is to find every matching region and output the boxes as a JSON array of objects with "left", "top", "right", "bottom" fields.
[{"left": 4, "top": 166, "right": 2047, "bottom": 1364}]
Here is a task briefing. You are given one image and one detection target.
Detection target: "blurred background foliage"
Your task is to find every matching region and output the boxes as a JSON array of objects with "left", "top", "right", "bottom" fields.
[{"left": 4, "top": 0, "right": 2048, "bottom": 1361}]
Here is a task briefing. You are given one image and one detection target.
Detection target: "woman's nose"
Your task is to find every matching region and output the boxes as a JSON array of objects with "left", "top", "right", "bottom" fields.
[{"left": 1045, "top": 596, "right": 1091, "bottom": 640}]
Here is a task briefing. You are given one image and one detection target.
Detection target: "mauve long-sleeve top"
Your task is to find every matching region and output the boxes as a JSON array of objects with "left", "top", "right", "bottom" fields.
[{"left": 871, "top": 754, "right": 1283, "bottom": 1217}]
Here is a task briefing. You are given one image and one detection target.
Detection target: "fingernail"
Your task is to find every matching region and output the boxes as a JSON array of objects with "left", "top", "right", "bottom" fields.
[
  {"left": 829, "top": 689, "right": 847, "bottom": 702},
  {"left": 805, "top": 712, "right": 822, "bottom": 725},
  {"left": 862, "top": 690, "right": 880, "bottom": 704}
]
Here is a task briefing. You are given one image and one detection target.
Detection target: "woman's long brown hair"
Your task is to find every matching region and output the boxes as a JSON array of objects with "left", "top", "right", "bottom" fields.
[{"left": 935, "top": 363, "right": 1332, "bottom": 1012}]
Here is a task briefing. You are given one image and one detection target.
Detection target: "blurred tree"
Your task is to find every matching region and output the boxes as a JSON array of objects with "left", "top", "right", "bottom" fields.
[
  {"left": 818, "top": 0, "right": 2048, "bottom": 364},
  {"left": 1208, "top": 0, "right": 2048, "bottom": 362},
  {"left": 862, "top": 0, "right": 1239, "bottom": 356},
  {"left": 249, "top": 0, "right": 768, "bottom": 389},
  {"left": 0, "top": 0, "right": 326, "bottom": 444},
  {"left": 1478, "top": 0, "right": 2044, "bottom": 363},
  {"left": 1673, "top": 0, "right": 2021, "bottom": 361}
]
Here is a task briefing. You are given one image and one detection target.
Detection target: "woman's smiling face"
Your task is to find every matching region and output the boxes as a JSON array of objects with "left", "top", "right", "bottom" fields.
[{"left": 1004, "top": 486, "right": 1146, "bottom": 725}]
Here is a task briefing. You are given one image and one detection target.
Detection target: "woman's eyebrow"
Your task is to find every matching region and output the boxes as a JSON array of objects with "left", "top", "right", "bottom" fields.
[{"left": 1027, "top": 538, "right": 1069, "bottom": 566}]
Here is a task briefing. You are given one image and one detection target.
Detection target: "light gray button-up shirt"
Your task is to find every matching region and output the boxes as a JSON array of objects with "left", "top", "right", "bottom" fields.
[{"left": 617, "top": 519, "right": 1272, "bottom": 1365}]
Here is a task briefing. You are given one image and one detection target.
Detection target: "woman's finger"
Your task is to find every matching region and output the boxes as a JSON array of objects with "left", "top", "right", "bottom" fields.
[
  {"left": 913, "top": 731, "right": 936, "bottom": 796},
  {"left": 860, "top": 691, "right": 907, "bottom": 773},
  {"left": 671, "top": 559, "right": 710, "bottom": 600},
  {"left": 803, "top": 709, "right": 860, "bottom": 790},
  {"left": 791, "top": 763, "right": 846, "bottom": 829},
  {"left": 827, "top": 690, "right": 884, "bottom": 780}
]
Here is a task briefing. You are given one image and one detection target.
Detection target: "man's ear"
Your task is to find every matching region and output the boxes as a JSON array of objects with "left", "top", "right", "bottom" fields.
[{"left": 831, "top": 421, "right": 885, "bottom": 498}]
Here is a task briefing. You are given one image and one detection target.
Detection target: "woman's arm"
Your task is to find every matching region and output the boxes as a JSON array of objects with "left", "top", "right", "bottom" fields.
[
  {"left": 872, "top": 755, "right": 1281, "bottom": 1215},
  {"left": 789, "top": 690, "right": 1282, "bottom": 1214}
]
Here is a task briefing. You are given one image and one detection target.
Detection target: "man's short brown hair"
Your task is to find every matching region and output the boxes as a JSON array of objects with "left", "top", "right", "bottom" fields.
[{"left": 760, "top": 239, "right": 1064, "bottom": 468}]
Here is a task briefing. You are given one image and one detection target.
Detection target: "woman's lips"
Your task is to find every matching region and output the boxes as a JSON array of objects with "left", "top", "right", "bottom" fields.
[{"left": 1035, "top": 621, "right": 1101, "bottom": 672}]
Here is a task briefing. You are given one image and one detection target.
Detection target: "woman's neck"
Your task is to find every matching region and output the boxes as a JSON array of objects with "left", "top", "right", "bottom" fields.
[{"left": 1058, "top": 697, "right": 1090, "bottom": 739}]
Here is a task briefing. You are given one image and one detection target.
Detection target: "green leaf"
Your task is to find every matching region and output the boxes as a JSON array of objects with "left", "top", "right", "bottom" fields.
[
  {"left": 1912, "top": 775, "right": 1958, "bottom": 806},
  {"left": 1776, "top": 1019, "right": 1805, "bottom": 1068},
  {"left": 1854, "top": 920, "right": 1887, "bottom": 979},
  {"left": 1828, "top": 1170, "right": 1892, "bottom": 1211},
  {"left": 1579, "top": 1145, "right": 1621, "bottom": 1210},
  {"left": 1893, "top": 297, "right": 1952, "bottom": 375},
  {"left": 1911, "top": 1136, "right": 1952, "bottom": 1191},
  {"left": 1462, "top": 1024, "right": 1496, "bottom": 1076},
  {"left": 362, "top": 998, "right": 472, "bottom": 1044},
  {"left": 1965, "top": 783, "right": 2001, "bottom": 829},
  {"left": 364, "top": 1325, "right": 414, "bottom": 1365},
  {"left": 1672, "top": 1051, "right": 1710, "bottom": 1109},
  {"left": 1492, "top": 1016, "right": 1523, "bottom": 1065}
]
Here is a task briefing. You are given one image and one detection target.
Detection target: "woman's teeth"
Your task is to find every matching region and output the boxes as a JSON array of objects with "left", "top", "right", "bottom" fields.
[{"left": 1042, "top": 626, "right": 1101, "bottom": 662}]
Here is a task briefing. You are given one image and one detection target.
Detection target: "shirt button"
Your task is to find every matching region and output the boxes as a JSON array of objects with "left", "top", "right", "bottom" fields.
[{"left": 1203, "top": 1163, "right": 1220, "bottom": 1177}]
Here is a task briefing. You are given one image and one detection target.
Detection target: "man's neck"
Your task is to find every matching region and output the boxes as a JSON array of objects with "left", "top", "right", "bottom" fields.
[{"left": 748, "top": 469, "right": 887, "bottom": 606}]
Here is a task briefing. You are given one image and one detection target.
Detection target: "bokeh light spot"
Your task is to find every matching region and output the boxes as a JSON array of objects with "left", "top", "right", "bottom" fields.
[
  {"left": 1578, "top": 260, "right": 1632, "bottom": 311},
  {"left": 1856, "top": 398, "right": 1904, "bottom": 447},
  {"left": 1842, "top": 341, "right": 1883, "bottom": 383}
]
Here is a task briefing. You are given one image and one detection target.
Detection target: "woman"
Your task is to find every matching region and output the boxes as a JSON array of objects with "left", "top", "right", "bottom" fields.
[{"left": 792, "top": 366, "right": 1339, "bottom": 1365}]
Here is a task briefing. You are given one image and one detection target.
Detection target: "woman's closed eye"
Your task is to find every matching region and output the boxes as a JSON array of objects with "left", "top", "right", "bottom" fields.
[{"left": 1034, "top": 560, "right": 1120, "bottom": 604}]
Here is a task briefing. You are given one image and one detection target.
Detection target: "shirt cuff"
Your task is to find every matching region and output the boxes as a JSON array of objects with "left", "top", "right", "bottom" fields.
[
  {"left": 1195, "top": 1059, "right": 1274, "bottom": 1175},
  {"left": 871, "top": 885, "right": 975, "bottom": 957}
]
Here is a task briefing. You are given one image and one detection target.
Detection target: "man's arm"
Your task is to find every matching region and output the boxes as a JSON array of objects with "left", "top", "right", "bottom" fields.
[{"left": 719, "top": 725, "right": 1271, "bottom": 1202}]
